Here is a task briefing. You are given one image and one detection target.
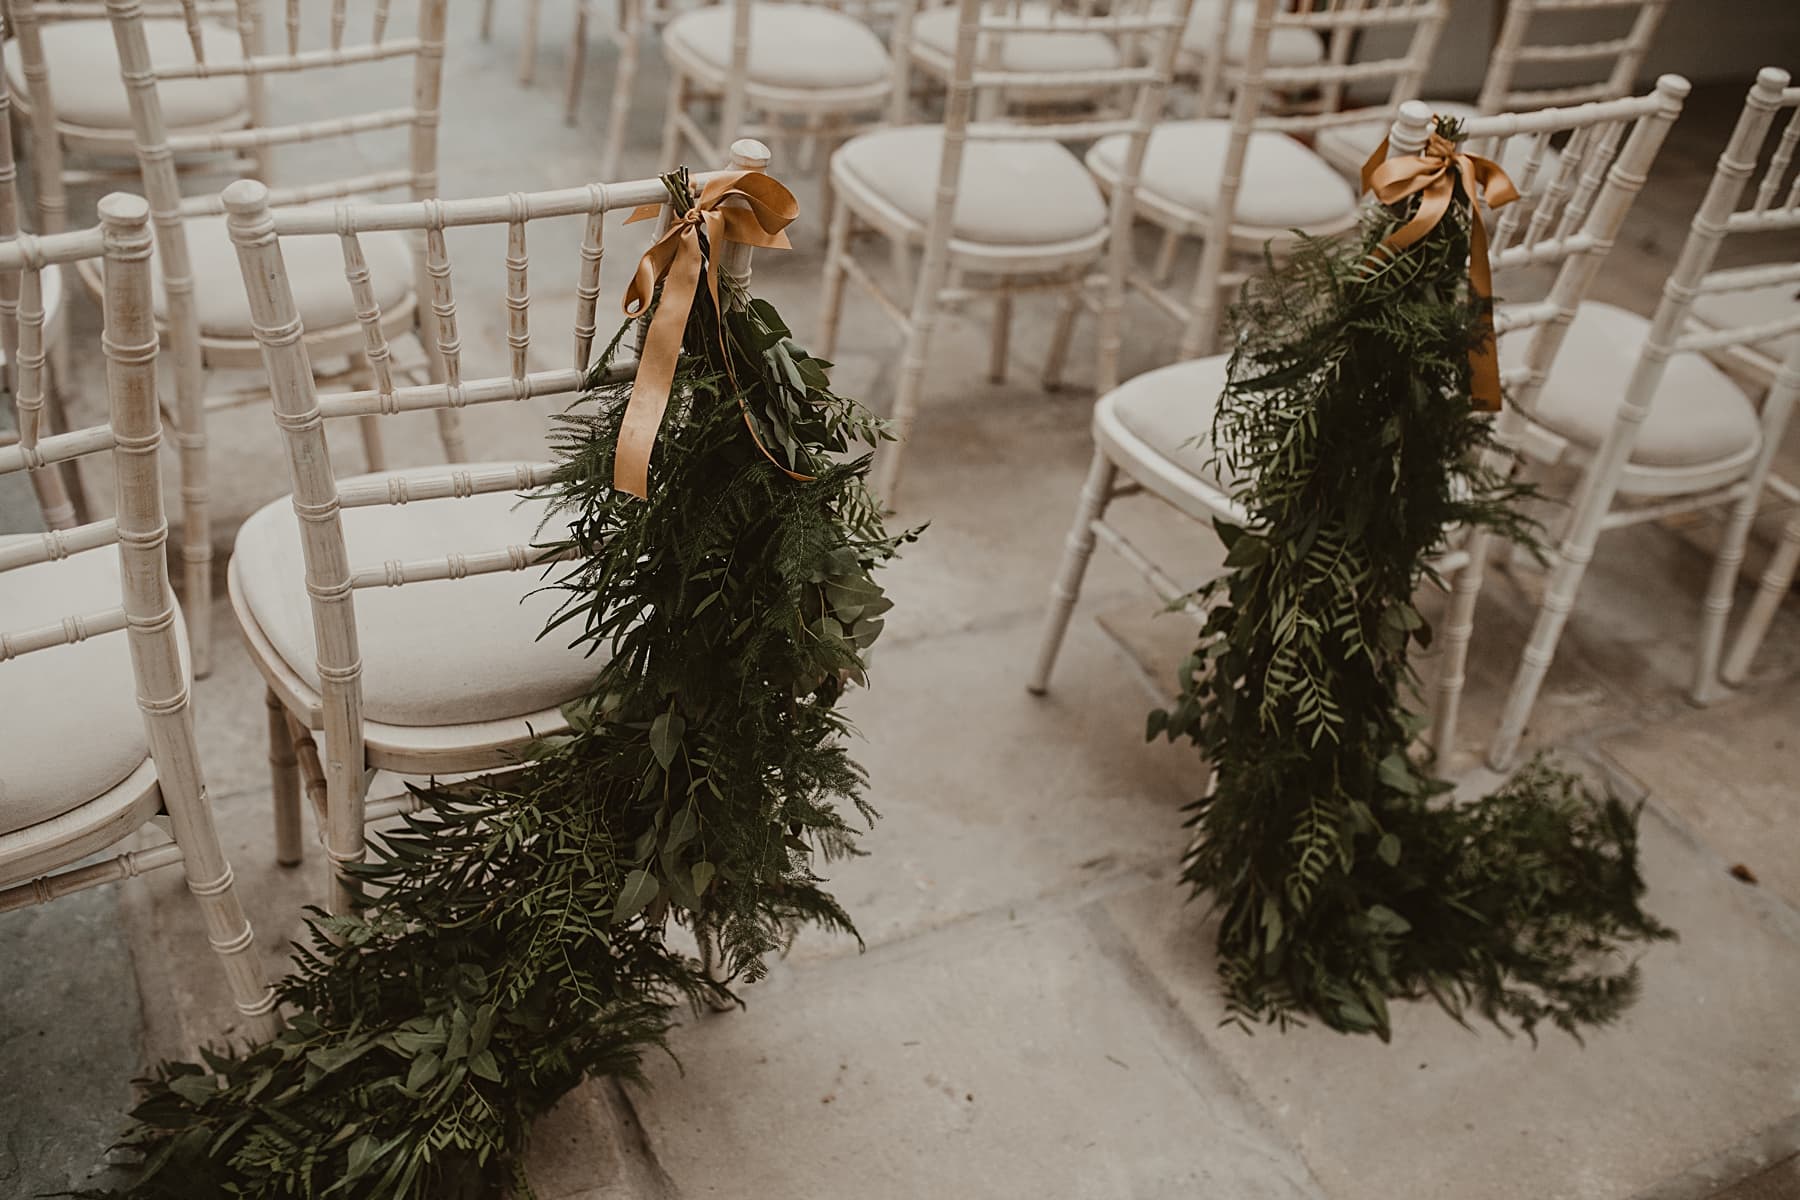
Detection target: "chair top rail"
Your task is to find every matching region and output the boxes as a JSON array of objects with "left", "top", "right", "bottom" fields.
[
  {"left": 1460, "top": 81, "right": 1676, "bottom": 141},
  {"left": 0, "top": 226, "right": 110, "bottom": 273},
  {"left": 1513, "top": 37, "right": 1634, "bottom": 64},
  {"left": 258, "top": 175, "right": 737, "bottom": 238},
  {"left": 154, "top": 39, "right": 424, "bottom": 81},
  {"left": 1273, "top": 2, "right": 1443, "bottom": 31},
  {"left": 27, "top": 2, "right": 232, "bottom": 19}
]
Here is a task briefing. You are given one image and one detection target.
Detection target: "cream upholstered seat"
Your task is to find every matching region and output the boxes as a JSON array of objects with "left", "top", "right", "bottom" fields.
[
  {"left": 148, "top": 215, "right": 415, "bottom": 341},
  {"left": 1503, "top": 302, "right": 1762, "bottom": 475},
  {"left": 912, "top": 2, "right": 1122, "bottom": 75},
  {"left": 232, "top": 466, "right": 597, "bottom": 729},
  {"left": 1087, "top": 120, "right": 1358, "bottom": 232},
  {"left": 1094, "top": 356, "right": 1240, "bottom": 522},
  {"left": 0, "top": 546, "right": 166, "bottom": 836},
  {"left": 663, "top": 3, "right": 891, "bottom": 90},
  {"left": 834, "top": 126, "right": 1107, "bottom": 246},
  {"left": 4, "top": 19, "right": 246, "bottom": 136}
]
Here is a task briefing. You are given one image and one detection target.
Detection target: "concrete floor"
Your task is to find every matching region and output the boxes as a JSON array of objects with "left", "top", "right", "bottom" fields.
[{"left": 4, "top": 4, "right": 1800, "bottom": 1198}]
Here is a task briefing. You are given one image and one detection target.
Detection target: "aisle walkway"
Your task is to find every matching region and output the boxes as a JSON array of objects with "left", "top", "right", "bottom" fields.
[{"left": 4, "top": 7, "right": 1800, "bottom": 1198}]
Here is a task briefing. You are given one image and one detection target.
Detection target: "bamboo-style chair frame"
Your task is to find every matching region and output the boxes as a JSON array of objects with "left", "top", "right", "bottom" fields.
[
  {"left": 1053, "top": 0, "right": 1450, "bottom": 398},
  {"left": 223, "top": 140, "right": 778, "bottom": 916},
  {"left": 0, "top": 191, "right": 277, "bottom": 1037},
  {"left": 655, "top": 0, "right": 893, "bottom": 179},
  {"left": 3, "top": 0, "right": 256, "bottom": 235},
  {"left": 1491, "top": 67, "right": 1800, "bottom": 764},
  {"left": 1313, "top": 0, "right": 1672, "bottom": 179},
  {"left": 0, "top": 57, "right": 79, "bottom": 531},
  {"left": 816, "top": 0, "right": 1194, "bottom": 501},
  {"left": 52, "top": 0, "right": 460, "bottom": 681},
  {"left": 1030, "top": 80, "right": 1690, "bottom": 768}
]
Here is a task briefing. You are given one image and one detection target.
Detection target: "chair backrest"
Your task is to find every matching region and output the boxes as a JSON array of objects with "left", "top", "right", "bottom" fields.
[
  {"left": 6, "top": 2, "right": 245, "bottom": 234},
  {"left": 216, "top": 142, "right": 778, "bottom": 817},
  {"left": 0, "top": 57, "right": 79, "bottom": 530},
  {"left": 1382, "top": 75, "right": 1691, "bottom": 418},
  {"left": 0, "top": 193, "right": 185, "bottom": 767},
  {"left": 1627, "top": 67, "right": 1800, "bottom": 400},
  {"left": 1478, "top": 0, "right": 1670, "bottom": 114},
  {"left": 1182, "top": 0, "right": 1451, "bottom": 355}
]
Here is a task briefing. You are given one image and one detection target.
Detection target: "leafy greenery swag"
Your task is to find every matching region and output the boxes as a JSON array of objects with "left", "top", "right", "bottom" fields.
[
  {"left": 93, "top": 171, "right": 912, "bottom": 1199},
  {"left": 1155, "top": 121, "right": 1674, "bottom": 1041}
]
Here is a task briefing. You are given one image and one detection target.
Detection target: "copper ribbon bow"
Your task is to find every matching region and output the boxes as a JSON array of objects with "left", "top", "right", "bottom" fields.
[
  {"left": 1360, "top": 132, "right": 1520, "bottom": 412},
  {"left": 616, "top": 169, "right": 801, "bottom": 498}
]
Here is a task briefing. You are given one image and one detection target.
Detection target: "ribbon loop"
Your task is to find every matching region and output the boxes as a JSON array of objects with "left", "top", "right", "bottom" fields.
[
  {"left": 1359, "top": 129, "right": 1519, "bottom": 412},
  {"left": 615, "top": 170, "right": 801, "bottom": 498}
]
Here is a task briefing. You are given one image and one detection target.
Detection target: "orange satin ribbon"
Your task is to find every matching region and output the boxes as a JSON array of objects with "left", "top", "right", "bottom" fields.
[
  {"left": 1360, "top": 132, "right": 1520, "bottom": 412},
  {"left": 616, "top": 170, "right": 801, "bottom": 498}
]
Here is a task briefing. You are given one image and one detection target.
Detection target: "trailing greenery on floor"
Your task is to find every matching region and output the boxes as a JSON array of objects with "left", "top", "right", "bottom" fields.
[
  {"left": 93, "top": 172, "right": 910, "bottom": 1199},
  {"left": 1154, "top": 123, "right": 1673, "bottom": 1042}
]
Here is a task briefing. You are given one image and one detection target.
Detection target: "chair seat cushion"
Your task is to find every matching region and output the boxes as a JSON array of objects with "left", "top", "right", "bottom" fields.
[
  {"left": 232, "top": 466, "right": 601, "bottom": 728},
  {"left": 0, "top": 546, "right": 155, "bottom": 836},
  {"left": 664, "top": 3, "right": 890, "bottom": 90},
  {"left": 5, "top": 20, "right": 247, "bottom": 132},
  {"left": 1177, "top": 0, "right": 1324, "bottom": 65},
  {"left": 834, "top": 125, "right": 1106, "bottom": 246},
  {"left": 1088, "top": 119, "right": 1357, "bottom": 231},
  {"left": 911, "top": 3, "right": 1122, "bottom": 75},
  {"left": 1690, "top": 281, "right": 1800, "bottom": 365},
  {"left": 1096, "top": 356, "right": 1244, "bottom": 523},
  {"left": 1505, "top": 302, "right": 1762, "bottom": 469},
  {"left": 153, "top": 215, "right": 414, "bottom": 342}
]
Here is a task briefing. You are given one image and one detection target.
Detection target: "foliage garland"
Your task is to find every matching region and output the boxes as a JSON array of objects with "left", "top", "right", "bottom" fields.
[
  {"left": 1154, "top": 122, "right": 1674, "bottom": 1041},
  {"left": 89, "top": 171, "right": 911, "bottom": 1199}
]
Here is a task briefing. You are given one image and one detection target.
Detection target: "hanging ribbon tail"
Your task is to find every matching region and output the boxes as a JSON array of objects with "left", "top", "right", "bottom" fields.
[
  {"left": 1359, "top": 130, "right": 1518, "bottom": 412},
  {"left": 613, "top": 170, "right": 800, "bottom": 498}
]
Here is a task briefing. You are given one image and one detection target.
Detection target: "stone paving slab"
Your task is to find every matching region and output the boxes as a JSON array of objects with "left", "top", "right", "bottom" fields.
[
  {"left": 1096, "top": 804, "right": 1800, "bottom": 1200},
  {"left": 625, "top": 903, "right": 1326, "bottom": 1200}
]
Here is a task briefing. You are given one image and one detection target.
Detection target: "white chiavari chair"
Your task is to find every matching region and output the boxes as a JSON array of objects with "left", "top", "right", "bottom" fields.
[
  {"left": 655, "top": 0, "right": 892, "bottom": 176},
  {"left": 0, "top": 192, "right": 277, "bottom": 1038},
  {"left": 1046, "top": 0, "right": 1447, "bottom": 397},
  {"left": 1313, "top": 0, "right": 1671, "bottom": 180},
  {"left": 221, "top": 142, "right": 780, "bottom": 915},
  {"left": 1490, "top": 68, "right": 1800, "bottom": 764},
  {"left": 815, "top": 0, "right": 1195, "bottom": 502},
  {"left": 1030, "top": 81, "right": 1690, "bottom": 770},
  {"left": 4, "top": 0, "right": 255, "bottom": 235},
  {"left": 0, "top": 59, "right": 79, "bottom": 530},
  {"left": 48, "top": 0, "right": 462, "bottom": 681}
]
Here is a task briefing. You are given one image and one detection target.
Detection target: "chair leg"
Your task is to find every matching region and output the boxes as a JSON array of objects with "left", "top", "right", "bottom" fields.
[
  {"left": 988, "top": 291, "right": 1011, "bottom": 385},
  {"left": 268, "top": 689, "right": 303, "bottom": 868},
  {"left": 1429, "top": 526, "right": 1490, "bottom": 763},
  {"left": 1151, "top": 227, "right": 1181, "bottom": 286},
  {"left": 656, "top": 71, "right": 687, "bottom": 171},
  {"left": 1042, "top": 288, "right": 1083, "bottom": 393},
  {"left": 519, "top": 0, "right": 541, "bottom": 85},
  {"left": 564, "top": 0, "right": 593, "bottom": 126},
  {"left": 598, "top": 1, "right": 642, "bottom": 178},
  {"left": 816, "top": 194, "right": 852, "bottom": 359},
  {"left": 480, "top": 0, "right": 496, "bottom": 40},
  {"left": 159, "top": 740, "right": 279, "bottom": 1039},
  {"left": 1723, "top": 510, "right": 1800, "bottom": 687},
  {"left": 1029, "top": 449, "right": 1118, "bottom": 694}
]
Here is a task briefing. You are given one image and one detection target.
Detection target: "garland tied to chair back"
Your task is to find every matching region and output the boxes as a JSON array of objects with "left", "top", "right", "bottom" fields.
[
  {"left": 93, "top": 169, "right": 911, "bottom": 1199},
  {"left": 1154, "top": 119, "right": 1674, "bottom": 1041}
]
